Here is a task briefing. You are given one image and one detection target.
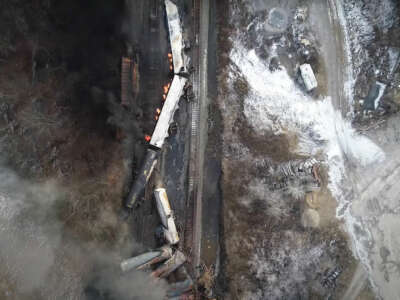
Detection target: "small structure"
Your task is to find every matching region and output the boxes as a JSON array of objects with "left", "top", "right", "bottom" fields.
[{"left": 300, "top": 63, "right": 318, "bottom": 91}]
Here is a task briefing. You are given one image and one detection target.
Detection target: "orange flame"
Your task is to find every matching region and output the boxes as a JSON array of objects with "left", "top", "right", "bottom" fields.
[
  {"left": 163, "top": 94, "right": 167, "bottom": 100},
  {"left": 167, "top": 53, "right": 172, "bottom": 58},
  {"left": 156, "top": 108, "right": 161, "bottom": 114},
  {"left": 155, "top": 115, "right": 159, "bottom": 121},
  {"left": 145, "top": 135, "right": 151, "bottom": 142},
  {"left": 169, "top": 65, "right": 173, "bottom": 71},
  {"left": 163, "top": 85, "right": 169, "bottom": 94}
]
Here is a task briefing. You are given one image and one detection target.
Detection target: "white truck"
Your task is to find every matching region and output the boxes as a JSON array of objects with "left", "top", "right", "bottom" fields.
[{"left": 300, "top": 63, "right": 318, "bottom": 92}]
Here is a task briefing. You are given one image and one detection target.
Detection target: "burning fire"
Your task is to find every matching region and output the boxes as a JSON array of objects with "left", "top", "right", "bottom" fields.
[
  {"left": 155, "top": 115, "right": 159, "bottom": 121},
  {"left": 163, "top": 94, "right": 167, "bottom": 100},
  {"left": 156, "top": 108, "right": 161, "bottom": 114},
  {"left": 145, "top": 135, "right": 151, "bottom": 142},
  {"left": 163, "top": 84, "right": 169, "bottom": 94},
  {"left": 167, "top": 53, "right": 173, "bottom": 72}
]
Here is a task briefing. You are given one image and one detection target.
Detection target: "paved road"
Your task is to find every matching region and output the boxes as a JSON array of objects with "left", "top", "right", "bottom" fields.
[{"left": 309, "top": 0, "right": 352, "bottom": 116}]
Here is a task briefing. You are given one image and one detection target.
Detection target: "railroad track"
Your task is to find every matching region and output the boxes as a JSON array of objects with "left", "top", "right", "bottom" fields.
[
  {"left": 185, "top": 0, "right": 210, "bottom": 285},
  {"left": 183, "top": 0, "right": 200, "bottom": 266}
]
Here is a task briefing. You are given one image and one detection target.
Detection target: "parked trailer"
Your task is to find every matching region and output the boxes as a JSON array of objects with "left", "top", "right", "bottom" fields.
[
  {"left": 120, "top": 245, "right": 173, "bottom": 272},
  {"left": 154, "top": 188, "right": 180, "bottom": 245}
]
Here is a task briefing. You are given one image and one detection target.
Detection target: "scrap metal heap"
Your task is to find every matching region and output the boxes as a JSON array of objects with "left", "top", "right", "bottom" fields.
[
  {"left": 121, "top": 1, "right": 193, "bottom": 298},
  {"left": 121, "top": 187, "right": 193, "bottom": 298},
  {"left": 270, "top": 158, "right": 321, "bottom": 191}
]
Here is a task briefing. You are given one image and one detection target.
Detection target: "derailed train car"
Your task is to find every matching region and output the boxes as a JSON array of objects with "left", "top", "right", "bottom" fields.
[
  {"left": 120, "top": 245, "right": 173, "bottom": 272},
  {"left": 126, "top": 75, "right": 187, "bottom": 208},
  {"left": 126, "top": 0, "right": 188, "bottom": 208},
  {"left": 154, "top": 188, "right": 180, "bottom": 245},
  {"left": 121, "top": 1, "right": 191, "bottom": 297}
]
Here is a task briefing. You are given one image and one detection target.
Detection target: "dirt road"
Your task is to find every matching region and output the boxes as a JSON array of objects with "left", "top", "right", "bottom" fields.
[{"left": 309, "top": 0, "right": 353, "bottom": 116}]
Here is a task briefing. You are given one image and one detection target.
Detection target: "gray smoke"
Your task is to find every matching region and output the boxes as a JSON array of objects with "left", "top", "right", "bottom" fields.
[{"left": 0, "top": 165, "right": 167, "bottom": 299}]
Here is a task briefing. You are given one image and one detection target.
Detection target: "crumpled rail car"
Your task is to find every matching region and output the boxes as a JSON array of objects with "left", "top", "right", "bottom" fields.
[
  {"left": 151, "top": 250, "right": 186, "bottom": 278},
  {"left": 120, "top": 245, "right": 173, "bottom": 272}
]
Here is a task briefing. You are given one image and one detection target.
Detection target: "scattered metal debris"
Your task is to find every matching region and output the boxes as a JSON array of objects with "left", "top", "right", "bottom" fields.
[
  {"left": 322, "top": 267, "right": 342, "bottom": 289},
  {"left": 275, "top": 158, "right": 319, "bottom": 178}
]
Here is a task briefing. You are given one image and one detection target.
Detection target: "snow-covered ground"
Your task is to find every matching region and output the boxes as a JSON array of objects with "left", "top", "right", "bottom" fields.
[
  {"left": 230, "top": 39, "right": 384, "bottom": 200},
  {"left": 222, "top": 0, "right": 400, "bottom": 298}
]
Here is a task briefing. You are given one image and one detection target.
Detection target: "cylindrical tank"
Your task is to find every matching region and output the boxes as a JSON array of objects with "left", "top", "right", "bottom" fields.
[{"left": 126, "top": 148, "right": 159, "bottom": 208}]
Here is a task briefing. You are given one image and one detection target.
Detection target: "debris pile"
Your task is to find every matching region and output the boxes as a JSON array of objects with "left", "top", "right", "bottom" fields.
[
  {"left": 120, "top": 1, "right": 193, "bottom": 298},
  {"left": 121, "top": 187, "right": 193, "bottom": 298},
  {"left": 270, "top": 158, "right": 321, "bottom": 192},
  {"left": 126, "top": 0, "right": 189, "bottom": 208}
]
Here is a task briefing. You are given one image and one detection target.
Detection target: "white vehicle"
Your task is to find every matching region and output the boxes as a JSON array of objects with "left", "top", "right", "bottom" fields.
[{"left": 300, "top": 63, "right": 318, "bottom": 91}]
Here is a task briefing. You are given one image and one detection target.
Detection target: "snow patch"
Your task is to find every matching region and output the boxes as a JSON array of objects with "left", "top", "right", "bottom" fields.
[
  {"left": 229, "top": 41, "right": 385, "bottom": 270},
  {"left": 230, "top": 44, "right": 384, "bottom": 169}
]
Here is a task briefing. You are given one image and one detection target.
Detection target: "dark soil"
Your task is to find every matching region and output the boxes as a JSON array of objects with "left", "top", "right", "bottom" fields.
[{"left": 0, "top": 1, "right": 141, "bottom": 298}]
